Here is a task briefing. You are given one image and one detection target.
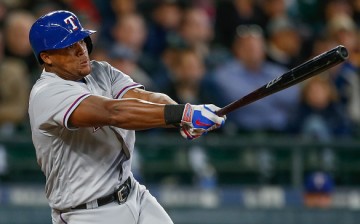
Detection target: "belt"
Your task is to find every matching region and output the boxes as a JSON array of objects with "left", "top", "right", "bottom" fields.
[{"left": 72, "top": 177, "right": 131, "bottom": 210}]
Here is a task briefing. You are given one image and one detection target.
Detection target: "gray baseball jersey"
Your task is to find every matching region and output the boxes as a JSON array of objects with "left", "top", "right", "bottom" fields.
[{"left": 29, "top": 61, "right": 143, "bottom": 211}]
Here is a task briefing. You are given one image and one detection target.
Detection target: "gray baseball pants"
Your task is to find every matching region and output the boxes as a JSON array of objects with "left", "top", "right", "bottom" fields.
[{"left": 52, "top": 178, "right": 173, "bottom": 224}]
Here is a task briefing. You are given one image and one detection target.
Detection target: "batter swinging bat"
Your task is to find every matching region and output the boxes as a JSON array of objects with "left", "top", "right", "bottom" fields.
[{"left": 215, "top": 45, "right": 349, "bottom": 116}]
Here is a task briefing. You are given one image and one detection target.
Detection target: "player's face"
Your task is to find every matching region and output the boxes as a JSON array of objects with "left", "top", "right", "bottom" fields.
[{"left": 42, "top": 39, "right": 91, "bottom": 80}]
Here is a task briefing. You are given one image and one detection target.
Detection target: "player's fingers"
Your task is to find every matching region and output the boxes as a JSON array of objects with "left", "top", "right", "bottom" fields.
[
  {"left": 190, "top": 127, "right": 207, "bottom": 135},
  {"left": 202, "top": 107, "right": 226, "bottom": 127},
  {"left": 204, "top": 104, "right": 226, "bottom": 119},
  {"left": 180, "top": 127, "right": 202, "bottom": 140},
  {"left": 204, "top": 104, "right": 221, "bottom": 112}
]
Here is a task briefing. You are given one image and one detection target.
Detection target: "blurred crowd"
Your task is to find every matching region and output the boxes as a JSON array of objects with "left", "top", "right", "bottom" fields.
[
  {"left": 1, "top": 0, "right": 360, "bottom": 141},
  {"left": 0, "top": 0, "right": 360, "bottom": 199}
]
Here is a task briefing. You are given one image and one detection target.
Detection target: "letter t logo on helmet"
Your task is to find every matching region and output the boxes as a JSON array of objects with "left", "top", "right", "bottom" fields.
[
  {"left": 29, "top": 10, "right": 96, "bottom": 64},
  {"left": 64, "top": 16, "right": 79, "bottom": 31}
]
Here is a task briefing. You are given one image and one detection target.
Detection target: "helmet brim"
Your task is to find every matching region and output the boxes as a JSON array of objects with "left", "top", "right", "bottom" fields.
[
  {"left": 52, "top": 29, "right": 96, "bottom": 50},
  {"left": 37, "top": 29, "right": 96, "bottom": 64}
]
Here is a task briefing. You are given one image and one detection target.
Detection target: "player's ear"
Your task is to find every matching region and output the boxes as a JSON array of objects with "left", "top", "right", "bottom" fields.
[{"left": 40, "top": 51, "right": 52, "bottom": 65}]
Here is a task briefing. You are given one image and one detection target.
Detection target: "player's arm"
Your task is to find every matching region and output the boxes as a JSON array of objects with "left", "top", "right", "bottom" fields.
[
  {"left": 122, "top": 88, "right": 179, "bottom": 128},
  {"left": 68, "top": 91, "right": 225, "bottom": 138},
  {"left": 121, "top": 88, "right": 227, "bottom": 139},
  {"left": 69, "top": 88, "right": 178, "bottom": 130},
  {"left": 69, "top": 95, "right": 168, "bottom": 130},
  {"left": 122, "top": 88, "right": 177, "bottom": 105}
]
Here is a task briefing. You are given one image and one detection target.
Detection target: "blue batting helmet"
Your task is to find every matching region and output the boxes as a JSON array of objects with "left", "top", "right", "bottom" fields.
[{"left": 29, "top": 10, "right": 96, "bottom": 64}]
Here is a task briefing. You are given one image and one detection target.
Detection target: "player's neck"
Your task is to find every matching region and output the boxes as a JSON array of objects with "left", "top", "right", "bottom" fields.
[{"left": 44, "top": 65, "right": 88, "bottom": 81}]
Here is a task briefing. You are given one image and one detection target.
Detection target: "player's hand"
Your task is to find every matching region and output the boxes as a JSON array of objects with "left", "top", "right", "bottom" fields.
[
  {"left": 180, "top": 126, "right": 204, "bottom": 140},
  {"left": 180, "top": 103, "right": 226, "bottom": 140}
]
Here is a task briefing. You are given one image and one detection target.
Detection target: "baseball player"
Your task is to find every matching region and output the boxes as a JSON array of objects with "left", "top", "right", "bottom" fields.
[{"left": 28, "top": 10, "right": 225, "bottom": 224}]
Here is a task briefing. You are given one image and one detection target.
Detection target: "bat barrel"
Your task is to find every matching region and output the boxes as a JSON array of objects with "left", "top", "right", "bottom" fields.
[
  {"left": 216, "top": 45, "right": 348, "bottom": 116},
  {"left": 290, "top": 45, "right": 348, "bottom": 83},
  {"left": 338, "top": 45, "right": 349, "bottom": 59}
]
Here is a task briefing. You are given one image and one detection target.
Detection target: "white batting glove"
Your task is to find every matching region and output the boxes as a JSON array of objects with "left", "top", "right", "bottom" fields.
[{"left": 180, "top": 103, "right": 226, "bottom": 140}]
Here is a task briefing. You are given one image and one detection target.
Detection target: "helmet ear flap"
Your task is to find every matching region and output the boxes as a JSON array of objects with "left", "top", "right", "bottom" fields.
[{"left": 84, "top": 36, "right": 93, "bottom": 54}]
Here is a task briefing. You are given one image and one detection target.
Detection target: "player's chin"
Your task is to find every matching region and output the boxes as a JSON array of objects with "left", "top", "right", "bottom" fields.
[{"left": 79, "top": 62, "right": 91, "bottom": 74}]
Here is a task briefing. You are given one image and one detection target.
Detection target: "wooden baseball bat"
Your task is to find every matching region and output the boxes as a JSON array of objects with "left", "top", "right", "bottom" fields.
[{"left": 216, "top": 45, "right": 349, "bottom": 116}]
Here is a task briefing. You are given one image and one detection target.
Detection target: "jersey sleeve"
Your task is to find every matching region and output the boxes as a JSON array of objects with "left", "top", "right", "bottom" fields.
[
  {"left": 106, "top": 63, "right": 144, "bottom": 99},
  {"left": 29, "top": 80, "right": 91, "bottom": 131}
]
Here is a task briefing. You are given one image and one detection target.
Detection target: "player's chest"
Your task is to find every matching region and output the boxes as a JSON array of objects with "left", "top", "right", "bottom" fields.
[{"left": 80, "top": 76, "right": 111, "bottom": 97}]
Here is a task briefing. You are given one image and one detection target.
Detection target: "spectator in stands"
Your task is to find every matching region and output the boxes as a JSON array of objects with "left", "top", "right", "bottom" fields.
[
  {"left": 31, "top": 1, "right": 65, "bottom": 18},
  {"left": 288, "top": 74, "right": 352, "bottom": 171},
  {"left": 188, "top": 145, "right": 217, "bottom": 190},
  {"left": 155, "top": 46, "right": 218, "bottom": 189},
  {"left": 176, "top": 6, "right": 230, "bottom": 70},
  {"left": 214, "top": 0, "right": 261, "bottom": 49},
  {"left": 324, "top": 0, "right": 353, "bottom": 22},
  {"left": 304, "top": 171, "right": 334, "bottom": 208},
  {"left": 112, "top": 13, "right": 147, "bottom": 55},
  {"left": 266, "top": 16, "right": 303, "bottom": 69},
  {"left": 150, "top": 46, "right": 179, "bottom": 93},
  {"left": 110, "top": 13, "right": 156, "bottom": 73},
  {"left": 0, "top": 58, "right": 30, "bottom": 135},
  {"left": 152, "top": 6, "right": 226, "bottom": 90},
  {"left": 0, "top": 1, "right": 8, "bottom": 27},
  {"left": 289, "top": 0, "right": 324, "bottom": 33},
  {"left": 95, "top": 0, "right": 139, "bottom": 44},
  {"left": 176, "top": 7, "right": 212, "bottom": 62},
  {"left": 0, "top": 0, "right": 28, "bottom": 9},
  {"left": 3, "top": 10, "right": 38, "bottom": 78},
  {"left": 68, "top": 0, "right": 101, "bottom": 25},
  {"left": 351, "top": 0, "right": 360, "bottom": 25},
  {"left": 289, "top": 75, "right": 353, "bottom": 139},
  {"left": 210, "top": 25, "right": 300, "bottom": 134},
  {"left": 0, "top": 55, "right": 31, "bottom": 136},
  {"left": 311, "top": 34, "right": 338, "bottom": 57},
  {"left": 0, "top": 18, "right": 31, "bottom": 136},
  {"left": 143, "top": 0, "right": 183, "bottom": 57},
  {"left": 326, "top": 14, "right": 360, "bottom": 131},
  {"left": 260, "top": 0, "right": 316, "bottom": 58},
  {"left": 189, "top": 0, "right": 216, "bottom": 21},
  {"left": 160, "top": 47, "right": 207, "bottom": 104},
  {"left": 108, "top": 43, "right": 157, "bottom": 91},
  {"left": 209, "top": 25, "right": 300, "bottom": 184},
  {"left": 110, "top": 0, "right": 137, "bottom": 16},
  {"left": 257, "top": 0, "right": 289, "bottom": 31},
  {"left": 293, "top": 0, "right": 352, "bottom": 37},
  {"left": 327, "top": 14, "right": 359, "bottom": 66}
]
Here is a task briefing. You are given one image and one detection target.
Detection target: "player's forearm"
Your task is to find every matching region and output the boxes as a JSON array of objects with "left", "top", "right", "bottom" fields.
[
  {"left": 69, "top": 95, "right": 180, "bottom": 129},
  {"left": 107, "top": 98, "right": 168, "bottom": 130},
  {"left": 146, "top": 92, "right": 177, "bottom": 104},
  {"left": 123, "top": 88, "right": 177, "bottom": 104}
]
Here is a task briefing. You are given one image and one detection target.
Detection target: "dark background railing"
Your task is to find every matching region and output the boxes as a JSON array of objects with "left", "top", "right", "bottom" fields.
[
  {"left": 1, "top": 133, "right": 360, "bottom": 224},
  {"left": 1, "top": 133, "right": 360, "bottom": 186},
  {"left": 135, "top": 133, "right": 360, "bottom": 187}
]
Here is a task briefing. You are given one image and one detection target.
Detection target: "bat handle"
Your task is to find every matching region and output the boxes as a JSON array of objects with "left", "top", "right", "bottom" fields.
[{"left": 215, "top": 109, "right": 225, "bottom": 117}]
